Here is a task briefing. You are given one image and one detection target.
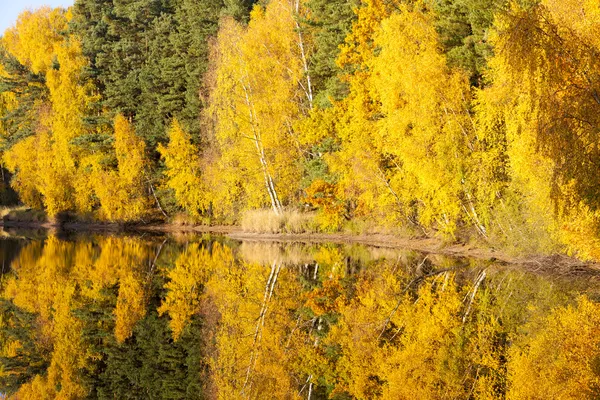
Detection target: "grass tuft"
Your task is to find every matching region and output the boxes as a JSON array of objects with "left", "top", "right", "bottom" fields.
[{"left": 241, "top": 209, "right": 318, "bottom": 234}]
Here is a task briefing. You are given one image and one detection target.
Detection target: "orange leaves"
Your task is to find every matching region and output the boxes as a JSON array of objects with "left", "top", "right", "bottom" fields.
[
  {"left": 303, "top": 179, "right": 345, "bottom": 230},
  {"left": 304, "top": 179, "right": 337, "bottom": 209},
  {"left": 304, "top": 278, "right": 346, "bottom": 316}
]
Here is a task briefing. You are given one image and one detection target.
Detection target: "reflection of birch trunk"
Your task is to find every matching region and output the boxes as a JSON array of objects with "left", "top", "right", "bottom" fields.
[
  {"left": 241, "top": 80, "right": 284, "bottom": 215},
  {"left": 463, "top": 270, "right": 486, "bottom": 323},
  {"left": 241, "top": 260, "right": 282, "bottom": 396},
  {"left": 293, "top": 0, "right": 313, "bottom": 109},
  {"left": 299, "top": 374, "right": 313, "bottom": 399}
]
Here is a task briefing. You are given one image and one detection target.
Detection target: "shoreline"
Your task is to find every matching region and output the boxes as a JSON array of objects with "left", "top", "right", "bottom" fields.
[{"left": 2, "top": 219, "right": 599, "bottom": 274}]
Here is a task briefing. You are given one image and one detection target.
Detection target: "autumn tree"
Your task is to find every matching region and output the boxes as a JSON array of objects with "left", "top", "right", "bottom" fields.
[
  {"left": 207, "top": 0, "right": 313, "bottom": 217},
  {"left": 0, "top": 7, "right": 98, "bottom": 217},
  {"left": 158, "top": 119, "right": 207, "bottom": 220},
  {"left": 475, "top": 0, "right": 600, "bottom": 257},
  {"left": 314, "top": 1, "right": 475, "bottom": 235},
  {"left": 92, "top": 114, "right": 149, "bottom": 222}
]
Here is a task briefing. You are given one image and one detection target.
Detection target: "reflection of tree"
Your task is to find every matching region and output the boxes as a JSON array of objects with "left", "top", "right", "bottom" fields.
[
  {"left": 0, "top": 299, "right": 49, "bottom": 395},
  {"left": 2, "top": 237, "right": 600, "bottom": 399},
  {"left": 0, "top": 235, "right": 157, "bottom": 397},
  {"left": 158, "top": 243, "right": 232, "bottom": 340},
  {"left": 202, "top": 255, "right": 302, "bottom": 398}
]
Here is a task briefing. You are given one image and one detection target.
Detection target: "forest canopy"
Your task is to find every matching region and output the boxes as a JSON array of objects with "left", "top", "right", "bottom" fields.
[{"left": 1, "top": 0, "right": 600, "bottom": 259}]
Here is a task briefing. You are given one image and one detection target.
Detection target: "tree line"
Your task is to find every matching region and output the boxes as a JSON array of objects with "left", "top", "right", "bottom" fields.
[{"left": 1, "top": 0, "right": 600, "bottom": 258}]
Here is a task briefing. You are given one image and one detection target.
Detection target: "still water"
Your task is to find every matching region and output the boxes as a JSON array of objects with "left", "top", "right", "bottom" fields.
[{"left": 1, "top": 232, "right": 600, "bottom": 399}]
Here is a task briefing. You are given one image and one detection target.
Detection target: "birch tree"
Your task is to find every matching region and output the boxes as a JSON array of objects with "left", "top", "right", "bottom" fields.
[{"left": 208, "top": 0, "right": 314, "bottom": 216}]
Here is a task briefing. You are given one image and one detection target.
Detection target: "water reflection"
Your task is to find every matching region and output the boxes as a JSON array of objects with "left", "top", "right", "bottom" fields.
[{"left": 1, "top": 233, "right": 600, "bottom": 399}]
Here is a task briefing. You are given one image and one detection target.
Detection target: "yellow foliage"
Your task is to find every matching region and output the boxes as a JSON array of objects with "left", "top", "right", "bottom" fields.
[
  {"left": 337, "top": 0, "right": 402, "bottom": 70},
  {"left": 208, "top": 0, "right": 308, "bottom": 216},
  {"left": 329, "top": 4, "right": 473, "bottom": 235},
  {"left": 371, "top": 9, "right": 472, "bottom": 232},
  {"left": 45, "top": 36, "right": 96, "bottom": 214},
  {"left": 480, "top": 0, "right": 600, "bottom": 257},
  {"left": 93, "top": 115, "right": 149, "bottom": 221},
  {"left": 13, "top": 375, "right": 55, "bottom": 400},
  {"left": 2, "top": 13, "right": 96, "bottom": 217},
  {"left": 3, "top": 135, "right": 43, "bottom": 209},
  {"left": 73, "top": 155, "right": 101, "bottom": 214},
  {"left": 1, "top": 7, "right": 67, "bottom": 74},
  {"left": 36, "top": 130, "right": 75, "bottom": 216},
  {"left": 158, "top": 119, "right": 207, "bottom": 219}
]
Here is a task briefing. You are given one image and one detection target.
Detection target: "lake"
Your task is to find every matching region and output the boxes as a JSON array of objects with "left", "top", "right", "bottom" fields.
[{"left": 1, "top": 231, "right": 600, "bottom": 399}]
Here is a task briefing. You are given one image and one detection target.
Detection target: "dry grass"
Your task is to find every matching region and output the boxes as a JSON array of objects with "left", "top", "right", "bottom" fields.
[
  {"left": 1, "top": 206, "right": 47, "bottom": 222},
  {"left": 241, "top": 209, "right": 318, "bottom": 234},
  {"left": 171, "top": 212, "right": 198, "bottom": 226}
]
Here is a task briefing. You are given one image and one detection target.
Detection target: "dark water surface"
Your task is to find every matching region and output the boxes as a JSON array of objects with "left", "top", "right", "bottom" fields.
[{"left": 1, "top": 231, "right": 600, "bottom": 399}]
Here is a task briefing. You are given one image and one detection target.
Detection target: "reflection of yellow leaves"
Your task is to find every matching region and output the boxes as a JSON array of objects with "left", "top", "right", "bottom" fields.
[
  {"left": 304, "top": 278, "right": 345, "bottom": 316},
  {"left": 4, "top": 233, "right": 600, "bottom": 399},
  {"left": 314, "top": 246, "right": 345, "bottom": 279},
  {"left": 159, "top": 243, "right": 234, "bottom": 340},
  {"left": 329, "top": 271, "right": 466, "bottom": 399},
  {"left": 46, "top": 284, "right": 88, "bottom": 399},
  {"left": 204, "top": 252, "right": 305, "bottom": 397},
  {"left": 507, "top": 297, "right": 600, "bottom": 400},
  {"left": 1, "top": 235, "right": 155, "bottom": 397},
  {"left": 114, "top": 273, "right": 146, "bottom": 343}
]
